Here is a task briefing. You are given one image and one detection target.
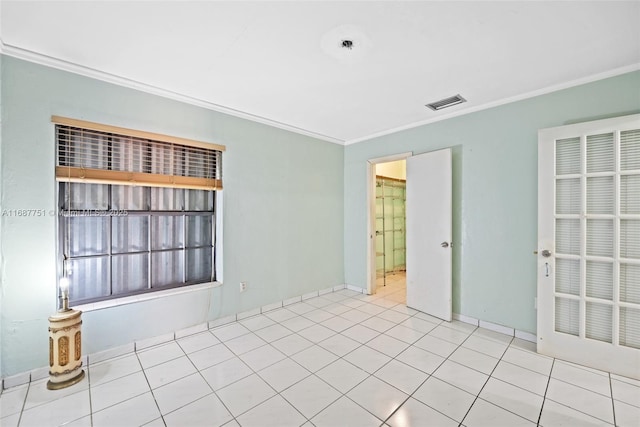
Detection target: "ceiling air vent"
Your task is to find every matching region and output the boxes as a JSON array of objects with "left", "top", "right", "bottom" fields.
[{"left": 426, "top": 94, "right": 467, "bottom": 111}]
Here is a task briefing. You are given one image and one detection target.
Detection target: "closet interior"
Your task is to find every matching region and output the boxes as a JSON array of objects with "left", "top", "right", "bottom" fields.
[{"left": 375, "top": 175, "right": 406, "bottom": 287}]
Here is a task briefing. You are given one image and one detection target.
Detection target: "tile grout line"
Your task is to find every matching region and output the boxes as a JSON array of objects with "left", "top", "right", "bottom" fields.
[
  {"left": 398, "top": 319, "right": 533, "bottom": 419},
  {"left": 240, "top": 286, "right": 413, "bottom": 424},
  {"left": 133, "top": 349, "right": 168, "bottom": 426},
  {"left": 54, "top": 355, "right": 143, "bottom": 423},
  {"left": 267, "top": 292, "right": 406, "bottom": 423},
  {"left": 277, "top": 287, "right": 502, "bottom": 425},
  {"left": 313, "top": 289, "right": 494, "bottom": 425},
  {"left": 300, "top": 295, "right": 416, "bottom": 424},
  {"left": 458, "top": 334, "right": 520, "bottom": 426},
  {"left": 12, "top": 301, "right": 452, "bottom": 426},
  {"left": 608, "top": 372, "right": 617, "bottom": 427},
  {"left": 199, "top": 333, "right": 258, "bottom": 424},
  {"left": 39, "top": 286, "right": 544, "bottom": 424},
  {"left": 488, "top": 353, "right": 564, "bottom": 423},
  {"left": 536, "top": 358, "right": 555, "bottom": 426},
  {"left": 276, "top": 374, "right": 340, "bottom": 425},
  {"left": 15, "top": 380, "right": 31, "bottom": 427},
  {"left": 203, "top": 338, "right": 245, "bottom": 427},
  {"left": 544, "top": 361, "right": 622, "bottom": 425},
  {"left": 544, "top": 388, "right": 621, "bottom": 424},
  {"left": 496, "top": 356, "right": 553, "bottom": 378},
  {"left": 165, "top": 338, "right": 237, "bottom": 426},
  {"left": 214, "top": 330, "right": 312, "bottom": 424},
  {"left": 86, "top": 363, "right": 94, "bottom": 427},
  {"left": 378, "top": 322, "right": 472, "bottom": 426},
  {"left": 7, "top": 281, "right": 632, "bottom": 427},
  {"left": 194, "top": 293, "right": 363, "bottom": 414},
  {"left": 396, "top": 323, "right": 497, "bottom": 426},
  {"left": 546, "top": 368, "right": 618, "bottom": 398}
]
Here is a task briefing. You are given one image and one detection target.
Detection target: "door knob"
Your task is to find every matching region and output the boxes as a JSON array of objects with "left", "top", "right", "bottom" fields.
[
  {"left": 441, "top": 241, "right": 449, "bottom": 248},
  {"left": 541, "top": 249, "right": 552, "bottom": 258}
]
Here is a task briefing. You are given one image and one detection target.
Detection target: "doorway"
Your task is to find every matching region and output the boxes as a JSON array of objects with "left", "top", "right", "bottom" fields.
[
  {"left": 367, "top": 149, "right": 453, "bottom": 321},
  {"left": 375, "top": 161, "right": 408, "bottom": 303},
  {"left": 367, "top": 152, "right": 411, "bottom": 299}
]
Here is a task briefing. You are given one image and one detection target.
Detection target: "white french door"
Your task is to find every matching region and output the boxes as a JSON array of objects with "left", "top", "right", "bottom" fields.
[
  {"left": 538, "top": 114, "right": 640, "bottom": 379},
  {"left": 406, "top": 148, "right": 452, "bottom": 321}
]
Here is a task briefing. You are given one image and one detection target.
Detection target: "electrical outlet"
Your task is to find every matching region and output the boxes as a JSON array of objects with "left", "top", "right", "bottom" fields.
[{"left": 240, "top": 282, "right": 247, "bottom": 292}]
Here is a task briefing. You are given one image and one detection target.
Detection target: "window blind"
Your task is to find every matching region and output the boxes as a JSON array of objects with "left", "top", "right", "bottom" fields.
[
  {"left": 620, "top": 129, "right": 640, "bottom": 171},
  {"left": 53, "top": 116, "right": 224, "bottom": 190},
  {"left": 585, "top": 302, "right": 613, "bottom": 343},
  {"left": 555, "top": 297, "right": 579, "bottom": 336},
  {"left": 620, "top": 307, "right": 640, "bottom": 350},
  {"left": 556, "top": 137, "right": 581, "bottom": 175},
  {"left": 586, "top": 133, "right": 614, "bottom": 173},
  {"left": 586, "top": 260, "right": 613, "bottom": 300}
]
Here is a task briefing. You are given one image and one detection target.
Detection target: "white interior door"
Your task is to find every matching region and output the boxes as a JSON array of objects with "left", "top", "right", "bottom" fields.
[
  {"left": 406, "top": 148, "right": 452, "bottom": 321},
  {"left": 538, "top": 114, "right": 640, "bottom": 380}
]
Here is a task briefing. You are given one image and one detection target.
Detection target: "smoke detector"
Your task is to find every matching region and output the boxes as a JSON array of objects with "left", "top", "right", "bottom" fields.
[{"left": 321, "top": 24, "right": 371, "bottom": 61}]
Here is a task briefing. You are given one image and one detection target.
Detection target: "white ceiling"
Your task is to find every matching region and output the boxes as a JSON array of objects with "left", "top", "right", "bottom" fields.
[{"left": 1, "top": 1, "right": 639, "bottom": 144}]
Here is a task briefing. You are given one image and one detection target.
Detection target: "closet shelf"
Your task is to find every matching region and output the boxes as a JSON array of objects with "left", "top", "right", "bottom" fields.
[{"left": 375, "top": 175, "right": 406, "bottom": 284}]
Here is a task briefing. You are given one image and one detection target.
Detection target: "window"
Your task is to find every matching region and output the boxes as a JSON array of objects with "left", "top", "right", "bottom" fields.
[{"left": 54, "top": 116, "right": 224, "bottom": 305}]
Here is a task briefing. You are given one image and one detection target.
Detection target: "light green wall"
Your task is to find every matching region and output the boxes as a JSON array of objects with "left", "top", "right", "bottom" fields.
[
  {"left": 0, "top": 56, "right": 344, "bottom": 377},
  {"left": 1, "top": 54, "right": 638, "bottom": 379},
  {"left": 345, "top": 71, "right": 640, "bottom": 334}
]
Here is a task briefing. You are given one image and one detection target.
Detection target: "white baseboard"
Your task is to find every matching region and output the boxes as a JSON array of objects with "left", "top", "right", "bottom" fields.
[
  {"left": 208, "top": 314, "right": 236, "bottom": 329},
  {"left": 1, "top": 354, "right": 90, "bottom": 390},
  {"left": 346, "top": 284, "right": 366, "bottom": 293},
  {"left": 479, "top": 320, "right": 515, "bottom": 337},
  {"left": 318, "top": 287, "right": 334, "bottom": 296},
  {"left": 237, "top": 307, "right": 261, "bottom": 320},
  {"left": 283, "top": 296, "right": 302, "bottom": 306},
  {"left": 30, "top": 365, "right": 52, "bottom": 382},
  {"left": 452, "top": 313, "right": 479, "bottom": 326},
  {"left": 453, "top": 312, "right": 537, "bottom": 343},
  {"left": 0, "top": 284, "right": 384, "bottom": 390},
  {"left": 89, "top": 343, "right": 135, "bottom": 365},
  {"left": 135, "top": 332, "right": 175, "bottom": 351},
  {"left": 2, "top": 298, "right": 539, "bottom": 391},
  {"left": 302, "top": 291, "right": 319, "bottom": 300},
  {"left": 515, "top": 329, "right": 537, "bottom": 343},
  {"left": 261, "top": 301, "right": 283, "bottom": 313},
  {"left": 2, "top": 371, "right": 30, "bottom": 390},
  {"left": 175, "top": 323, "right": 208, "bottom": 339}
]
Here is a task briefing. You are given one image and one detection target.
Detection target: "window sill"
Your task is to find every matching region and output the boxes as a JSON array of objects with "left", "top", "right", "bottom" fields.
[{"left": 74, "top": 281, "right": 222, "bottom": 313}]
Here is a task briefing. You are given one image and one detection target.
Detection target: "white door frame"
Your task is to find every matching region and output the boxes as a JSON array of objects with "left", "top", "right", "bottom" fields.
[{"left": 367, "top": 152, "right": 412, "bottom": 295}]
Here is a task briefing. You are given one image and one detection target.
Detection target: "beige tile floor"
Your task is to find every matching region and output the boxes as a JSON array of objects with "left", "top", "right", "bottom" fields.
[{"left": 1, "top": 273, "right": 639, "bottom": 426}]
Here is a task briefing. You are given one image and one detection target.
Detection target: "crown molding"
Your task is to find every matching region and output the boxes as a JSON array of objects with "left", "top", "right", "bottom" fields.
[
  {"left": 0, "top": 41, "right": 346, "bottom": 145},
  {"left": 2, "top": 40, "right": 637, "bottom": 148},
  {"left": 345, "top": 63, "right": 640, "bottom": 145}
]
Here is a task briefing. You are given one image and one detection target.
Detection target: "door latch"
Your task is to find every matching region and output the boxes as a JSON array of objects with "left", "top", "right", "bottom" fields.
[{"left": 545, "top": 262, "right": 550, "bottom": 277}]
